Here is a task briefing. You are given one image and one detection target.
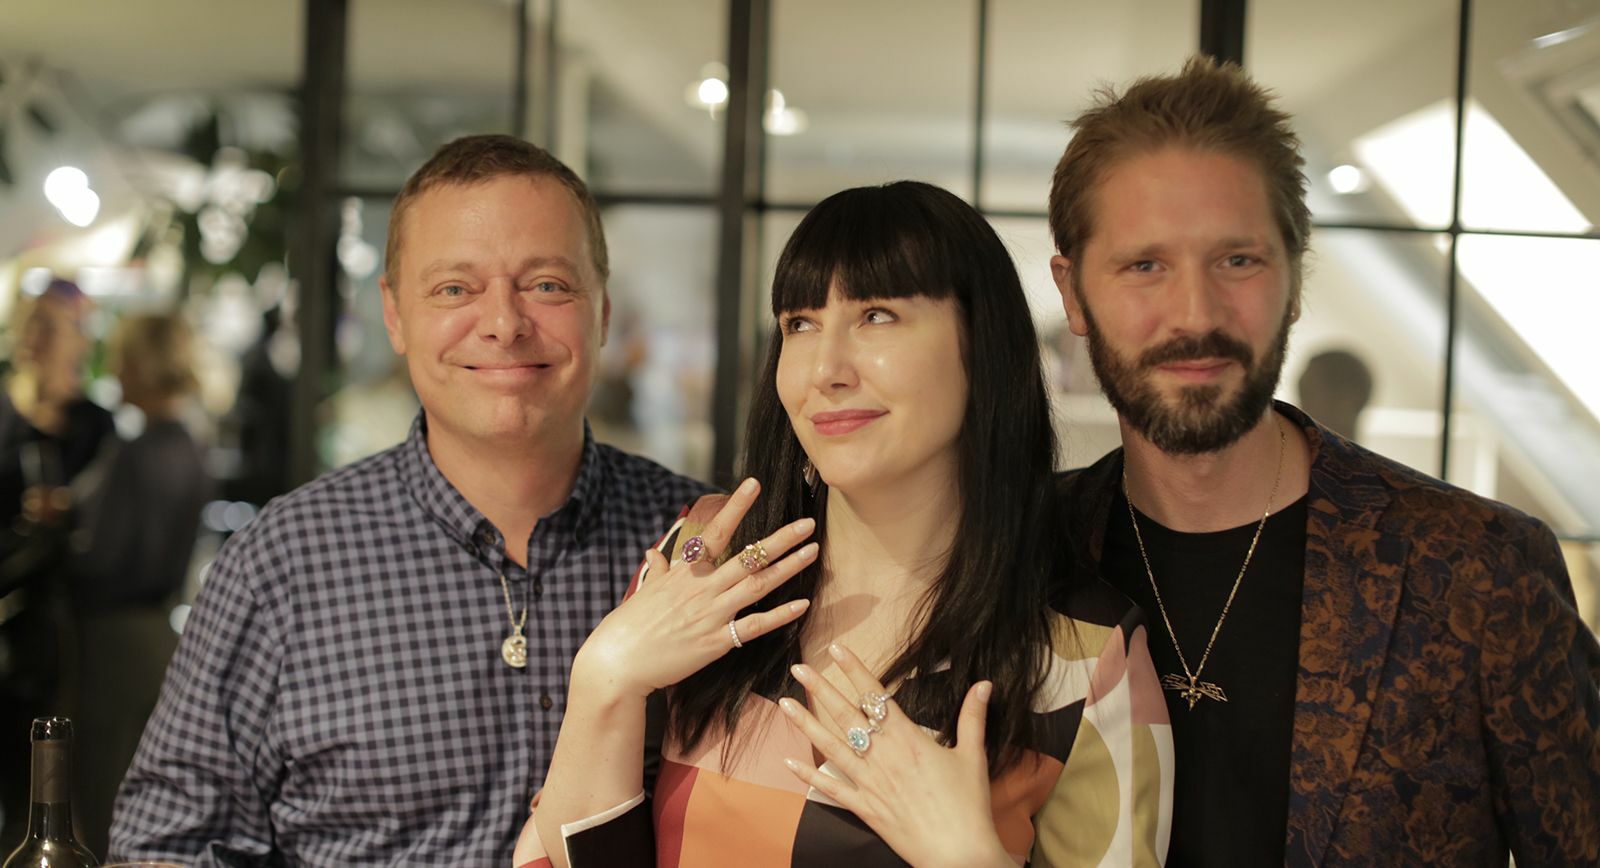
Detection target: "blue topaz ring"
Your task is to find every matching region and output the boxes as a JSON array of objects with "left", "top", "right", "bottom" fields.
[
  {"left": 682, "top": 535, "right": 707, "bottom": 564},
  {"left": 845, "top": 725, "right": 873, "bottom": 756}
]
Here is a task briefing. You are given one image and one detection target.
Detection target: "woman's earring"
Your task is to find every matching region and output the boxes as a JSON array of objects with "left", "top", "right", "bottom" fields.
[{"left": 802, "top": 458, "right": 819, "bottom": 494}]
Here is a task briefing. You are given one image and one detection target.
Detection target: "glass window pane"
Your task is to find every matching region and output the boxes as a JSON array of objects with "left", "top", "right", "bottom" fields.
[
  {"left": 1286, "top": 229, "right": 1448, "bottom": 475},
  {"left": 1571, "top": 541, "right": 1599, "bottom": 633},
  {"left": 560, "top": 0, "right": 727, "bottom": 195},
  {"left": 1462, "top": 0, "right": 1599, "bottom": 233},
  {"left": 593, "top": 205, "right": 718, "bottom": 479},
  {"left": 982, "top": 0, "right": 1197, "bottom": 213},
  {"left": 1248, "top": 0, "right": 1459, "bottom": 228},
  {"left": 343, "top": 0, "right": 518, "bottom": 189},
  {"left": 983, "top": 216, "right": 1120, "bottom": 468},
  {"left": 324, "top": 197, "right": 418, "bottom": 470},
  {"left": 767, "top": 0, "right": 976, "bottom": 203},
  {"left": 1447, "top": 234, "right": 1600, "bottom": 543}
]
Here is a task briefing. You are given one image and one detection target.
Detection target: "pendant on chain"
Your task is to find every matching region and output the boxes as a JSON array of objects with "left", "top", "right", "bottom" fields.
[
  {"left": 1161, "top": 672, "right": 1227, "bottom": 709},
  {"left": 501, "top": 630, "right": 528, "bottom": 669}
]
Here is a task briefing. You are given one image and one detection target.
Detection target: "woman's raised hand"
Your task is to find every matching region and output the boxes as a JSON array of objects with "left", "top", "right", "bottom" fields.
[
  {"left": 573, "top": 478, "right": 818, "bottom": 700},
  {"left": 780, "top": 645, "right": 1015, "bottom": 868}
]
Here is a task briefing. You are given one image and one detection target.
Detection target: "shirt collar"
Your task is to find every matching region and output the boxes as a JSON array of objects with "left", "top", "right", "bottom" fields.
[{"left": 397, "top": 412, "right": 606, "bottom": 547}]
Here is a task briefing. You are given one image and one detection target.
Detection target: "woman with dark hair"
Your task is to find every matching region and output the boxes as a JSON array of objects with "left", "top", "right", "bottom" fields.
[{"left": 518, "top": 182, "right": 1171, "bottom": 867}]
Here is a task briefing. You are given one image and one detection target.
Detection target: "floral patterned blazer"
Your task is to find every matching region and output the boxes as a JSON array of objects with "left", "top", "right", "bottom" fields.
[{"left": 1056, "top": 401, "right": 1600, "bottom": 867}]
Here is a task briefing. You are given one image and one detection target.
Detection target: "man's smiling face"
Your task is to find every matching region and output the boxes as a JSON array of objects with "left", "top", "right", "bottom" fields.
[{"left": 380, "top": 174, "right": 609, "bottom": 449}]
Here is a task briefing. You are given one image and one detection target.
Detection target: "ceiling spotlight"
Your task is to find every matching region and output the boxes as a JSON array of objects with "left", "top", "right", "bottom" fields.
[
  {"left": 765, "top": 89, "right": 808, "bottom": 137},
  {"left": 686, "top": 61, "right": 731, "bottom": 111},
  {"left": 44, "top": 166, "right": 101, "bottom": 227},
  {"left": 1328, "top": 164, "right": 1366, "bottom": 195},
  {"left": 697, "top": 77, "right": 729, "bottom": 107}
]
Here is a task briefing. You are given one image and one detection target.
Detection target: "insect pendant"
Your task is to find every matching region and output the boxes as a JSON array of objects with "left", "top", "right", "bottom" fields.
[{"left": 1161, "top": 672, "right": 1227, "bottom": 710}]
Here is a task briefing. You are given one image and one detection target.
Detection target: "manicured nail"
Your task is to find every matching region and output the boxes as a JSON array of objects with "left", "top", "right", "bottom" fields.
[
  {"left": 828, "top": 643, "right": 845, "bottom": 660},
  {"left": 779, "top": 698, "right": 799, "bottom": 715},
  {"left": 796, "top": 517, "right": 816, "bottom": 534},
  {"left": 789, "top": 599, "right": 810, "bottom": 614},
  {"left": 784, "top": 757, "right": 803, "bottom": 773},
  {"left": 739, "top": 477, "right": 758, "bottom": 495},
  {"left": 790, "top": 664, "right": 809, "bottom": 681},
  {"left": 977, "top": 681, "right": 993, "bottom": 701}
]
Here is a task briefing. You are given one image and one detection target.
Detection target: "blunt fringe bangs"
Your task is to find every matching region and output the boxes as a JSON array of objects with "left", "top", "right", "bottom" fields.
[{"left": 768, "top": 183, "right": 972, "bottom": 316}]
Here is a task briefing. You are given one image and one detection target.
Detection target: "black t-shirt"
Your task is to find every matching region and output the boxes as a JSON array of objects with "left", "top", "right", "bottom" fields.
[{"left": 1101, "top": 489, "right": 1308, "bottom": 868}]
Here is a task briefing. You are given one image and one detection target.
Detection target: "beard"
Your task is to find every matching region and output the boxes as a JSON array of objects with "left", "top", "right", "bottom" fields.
[{"left": 1079, "top": 301, "right": 1292, "bottom": 456}]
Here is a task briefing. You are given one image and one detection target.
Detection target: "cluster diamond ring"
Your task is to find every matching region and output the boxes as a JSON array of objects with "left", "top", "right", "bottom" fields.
[
  {"left": 738, "top": 541, "right": 769, "bottom": 572},
  {"left": 859, "top": 691, "right": 889, "bottom": 726}
]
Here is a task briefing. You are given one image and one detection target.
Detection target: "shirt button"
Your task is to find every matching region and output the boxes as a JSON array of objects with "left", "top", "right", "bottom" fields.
[
  {"left": 478, "top": 527, "right": 497, "bottom": 547},
  {"left": 540, "top": 693, "right": 554, "bottom": 711},
  {"left": 464, "top": 542, "right": 478, "bottom": 558}
]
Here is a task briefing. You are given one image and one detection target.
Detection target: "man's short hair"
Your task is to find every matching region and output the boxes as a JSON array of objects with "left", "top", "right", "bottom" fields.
[
  {"left": 1048, "top": 56, "right": 1311, "bottom": 288},
  {"left": 384, "top": 134, "right": 609, "bottom": 286}
]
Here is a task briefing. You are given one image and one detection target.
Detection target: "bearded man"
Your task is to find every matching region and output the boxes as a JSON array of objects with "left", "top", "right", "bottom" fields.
[{"left": 1049, "top": 57, "right": 1600, "bottom": 867}]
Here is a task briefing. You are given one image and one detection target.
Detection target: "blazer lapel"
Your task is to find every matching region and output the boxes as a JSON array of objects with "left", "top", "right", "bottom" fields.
[{"left": 1281, "top": 405, "right": 1409, "bottom": 867}]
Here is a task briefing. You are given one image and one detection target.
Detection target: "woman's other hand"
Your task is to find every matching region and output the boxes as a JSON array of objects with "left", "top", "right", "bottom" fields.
[
  {"left": 573, "top": 477, "right": 818, "bottom": 700},
  {"left": 781, "top": 644, "right": 1015, "bottom": 868}
]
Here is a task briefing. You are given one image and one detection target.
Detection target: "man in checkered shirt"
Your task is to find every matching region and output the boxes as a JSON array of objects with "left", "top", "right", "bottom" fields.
[{"left": 109, "top": 136, "right": 712, "bottom": 865}]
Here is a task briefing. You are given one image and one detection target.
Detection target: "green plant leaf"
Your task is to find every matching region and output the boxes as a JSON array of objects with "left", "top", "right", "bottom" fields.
[
  {"left": 0, "top": 125, "right": 12, "bottom": 186},
  {"left": 26, "top": 103, "right": 56, "bottom": 135}
]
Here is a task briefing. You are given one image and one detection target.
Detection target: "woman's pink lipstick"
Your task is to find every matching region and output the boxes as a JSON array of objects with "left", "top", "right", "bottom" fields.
[{"left": 811, "top": 409, "right": 886, "bottom": 436}]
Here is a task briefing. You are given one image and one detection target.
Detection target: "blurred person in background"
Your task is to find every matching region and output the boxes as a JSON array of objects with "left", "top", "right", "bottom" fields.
[
  {"left": 0, "top": 277, "right": 115, "bottom": 844},
  {"left": 111, "top": 135, "right": 711, "bottom": 865},
  {"left": 65, "top": 312, "right": 211, "bottom": 857}
]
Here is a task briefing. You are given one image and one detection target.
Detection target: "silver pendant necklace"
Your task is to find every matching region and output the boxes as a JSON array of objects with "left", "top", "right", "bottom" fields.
[{"left": 497, "top": 572, "right": 529, "bottom": 669}]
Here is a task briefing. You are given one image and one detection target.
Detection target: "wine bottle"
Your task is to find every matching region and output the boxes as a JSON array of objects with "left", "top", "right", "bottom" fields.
[{"left": 2, "top": 717, "right": 99, "bottom": 867}]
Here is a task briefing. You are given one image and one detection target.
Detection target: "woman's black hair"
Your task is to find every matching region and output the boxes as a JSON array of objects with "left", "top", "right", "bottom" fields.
[{"left": 668, "top": 181, "right": 1061, "bottom": 776}]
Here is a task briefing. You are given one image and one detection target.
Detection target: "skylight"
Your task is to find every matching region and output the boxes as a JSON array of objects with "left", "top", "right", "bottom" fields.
[{"left": 1354, "top": 99, "right": 1600, "bottom": 421}]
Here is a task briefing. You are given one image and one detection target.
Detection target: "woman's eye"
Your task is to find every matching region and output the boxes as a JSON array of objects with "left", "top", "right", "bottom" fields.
[
  {"left": 864, "top": 308, "right": 896, "bottom": 324},
  {"left": 781, "top": 317, "right": 814, "bottom": 334}
]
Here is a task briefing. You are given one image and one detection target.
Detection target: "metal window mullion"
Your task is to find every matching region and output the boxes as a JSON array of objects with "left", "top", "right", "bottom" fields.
[
  {"left": 289, "top": 0, "right": 348, "bottom": 489},
  {"left": 1440, "top": 0, "right": 1473, "bottom": 479},
  {"left": 710, "top": 0, "right": 772, "bottom": 487},
  {"left": 1200, "top": 0, "right": 1248, "bottom": 66},
  {"left": 970, "top": 0, "right": 989, "bottom": 208}
]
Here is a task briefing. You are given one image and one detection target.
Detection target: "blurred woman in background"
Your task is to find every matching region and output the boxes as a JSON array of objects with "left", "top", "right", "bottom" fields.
[
  {"left": 0, "top": 278, "right": 115, "bottom": 845},
  {"left": 67, "top": 312, "right": 211, "bottom": 856}
]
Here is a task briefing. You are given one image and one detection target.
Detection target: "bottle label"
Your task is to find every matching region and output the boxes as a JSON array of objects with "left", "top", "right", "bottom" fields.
[{"left": 31, "top": 740, "right": 71, "bottom": 804}]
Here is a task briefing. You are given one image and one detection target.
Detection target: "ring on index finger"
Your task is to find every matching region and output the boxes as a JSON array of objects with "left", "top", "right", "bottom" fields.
[
  {"left": 682, "top": 535, "right": 708, "bottom": 564},
  {"left": 738, "top": 541, "right": 769, "bottom": 572}
]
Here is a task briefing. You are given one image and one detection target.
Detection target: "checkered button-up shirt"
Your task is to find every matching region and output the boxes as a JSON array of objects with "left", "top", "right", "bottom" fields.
[{"left": 110, "top": 415, "right": 711, "bottom": 866}]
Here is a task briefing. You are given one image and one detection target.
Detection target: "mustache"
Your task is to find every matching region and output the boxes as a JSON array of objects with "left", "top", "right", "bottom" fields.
[{"left": 1137, "top": 330, "right": 1253, "bottom": 369}]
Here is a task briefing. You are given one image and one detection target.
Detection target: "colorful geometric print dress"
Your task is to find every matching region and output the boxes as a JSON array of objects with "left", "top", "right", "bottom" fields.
[{"left": 515, "top": 503, "right": 1174, "bottom": 867}]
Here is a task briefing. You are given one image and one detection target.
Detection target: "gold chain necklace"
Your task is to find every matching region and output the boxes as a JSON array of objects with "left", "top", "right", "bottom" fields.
[
  {"left": 1122, "top": 418, "right": 1285, "bottom": 710},
  {"left": 497, "top": 573, "right": 529, "bottom": 669}
]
